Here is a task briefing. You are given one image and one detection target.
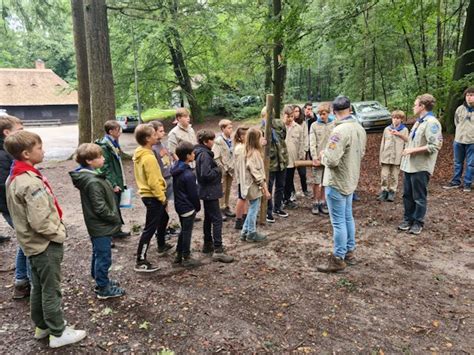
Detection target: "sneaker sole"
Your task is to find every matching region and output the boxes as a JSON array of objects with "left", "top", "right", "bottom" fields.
[
  {"left": 97, "top": 293, "right": 125, "bottom": 300},
  {"left": 49, "top": 333, "right": 87, "bottom": 348},
  {"left": 275, "top": 214, "right": 289, "bottom": 218},
  {"left": 398, "top": 226, "right": 411, "bottom": 231},
  {"left": 266, "top": 219, "right": 276, "bottom": 223},
  {"left": 134, "top": 267, "right": 159, "bottom": 273},
  {"left": 409, "top": 229, "right": 422, "bottom": 235},
  {"left": 442, "top": 185, "right": 461, "bottom": 189}
]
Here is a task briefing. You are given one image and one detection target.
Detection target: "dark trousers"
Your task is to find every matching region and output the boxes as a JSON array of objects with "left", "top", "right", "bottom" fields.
[
  {"left": 115, "top": 191, "right": 124, "bottom": 226},
  {"left": 29, "top": 242, "right": 65, "bottom": 337},
  {"left": 267, "top": 169, "right": 286, "bottom": 216},
  {"left": 176, "top": 212, "right": 196, "bottom": 256},
  {"left": 203, "top": 199, "right": 223, "bottom": 248},
  {"left": 403, "top": 171, "right": 430, "bottom": 226},
  {"left": 284, "top": 167, "right": 296, "bottom": 202},
  {"left": 136, "top": 197, "right": 169, "bottom": 261},
  {"left": 296, "top": 166, "right": 308, "bottom": 193},
  {"left": 90, "top": 236, "right": 112, "bottom": 288}
]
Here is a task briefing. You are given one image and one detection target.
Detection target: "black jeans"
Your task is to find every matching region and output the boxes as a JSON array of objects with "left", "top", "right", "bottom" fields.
[
  {"left": 284, "top": 167, "right": 296, "bottom": 202},
  {"left": 177, "top": 212, "right": 196, "bottom": 256},
  {"left": 267, "top": 169, "right": 286, "bottom": 216},
  {"left": 136, "top": 197, "right": 169, "bottom": 261},
  {"left": 403, "top": 171, "right": 430, "bottom": 226},
  {"left": 296, "top": 166, "right": 307, "bottom": 193},
  {"left": 114, "top": 191, "right": 124, "bottom": 225},
  {"left": 203, "top": 199, "right": 223, "bottom": 248}
]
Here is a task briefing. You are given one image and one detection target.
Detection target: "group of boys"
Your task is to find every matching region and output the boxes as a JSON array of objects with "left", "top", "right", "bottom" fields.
[{"left": 0, "top": 87, "right": 471, "bottom": 348}]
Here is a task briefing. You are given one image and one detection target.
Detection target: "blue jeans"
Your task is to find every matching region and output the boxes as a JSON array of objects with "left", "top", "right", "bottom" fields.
[
  {"left": 451, "top": 142, "right": 473, "bottom": 187},
  {"left": 3, "top": 212, "right": 31, "bottom": 282},
  {"left": 242, "top": 198, "right": 261, "bottom": 234},
  {"left": 91, "top": 237, "right": 112, "bottom": 288},
  {"left": 403, "top": 171, "right": 430, "bottom": 226},
  {"left": 325, "top": 187, "right": 355, "bottom": 258}
]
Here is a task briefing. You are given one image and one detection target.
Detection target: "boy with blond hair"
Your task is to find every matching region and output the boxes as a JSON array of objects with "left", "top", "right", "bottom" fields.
[
  {"left": 133, "top": 124, "right": 172, "bottom": 272},
  {"left": 378, "top": 110, "right": 409, "bottom": 202},
  {"left": 70, "top": 143, "right": 125, "bottom": 299},
  {"left": 309, "top": 102, "right": 335, "bottom": 215},
  {"left": 212, "top": 119, "right": 235, "bottom": 217},
  {"left": 5, "top": 131, "right": 86, "bottom": 348},
  {"left": 168, "top": 108, "right": 197, "bottom": 163}
]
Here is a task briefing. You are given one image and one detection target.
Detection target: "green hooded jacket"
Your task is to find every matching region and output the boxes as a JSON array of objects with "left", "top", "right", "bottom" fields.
[
  {"left": 263, "top": 119, "right": 288, "bottom": 172},
  {"left": 69, "top": 168, "right": 122, "bottom": 238},
  {"left": 95, "top": 136, "right": 126, "bottom": 190}
]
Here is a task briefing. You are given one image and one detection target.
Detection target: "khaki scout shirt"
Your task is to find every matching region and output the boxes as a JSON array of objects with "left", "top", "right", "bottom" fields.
[
  {"left": 379, "top": 125, "right": 409, "bottom": 165},
  {"left": 400, "top": 114, "right": 443, "bottom": 175},
  {"left": 310, "top": 119, "right": 336, "bottom": 160},
  {"left": 321, "top": 117, "right": 367, "bottom": 195},
  {"left": 167, "top": 124, "right": 197, "bottom": 156},
  {"left": 242, "top": 151, "right": 266, "bottom": 200},
  {"left": 285, "top": 121, "right": 305, "bottom": 168},
  {"left": 6, "top": 171, "right": 66, "bottom": 256},
  {"left": 212, "top": 135, "right": 233, "bottom": 175},
  {"left": 454, "top": 104, "right": 474, "bottom": 144}
]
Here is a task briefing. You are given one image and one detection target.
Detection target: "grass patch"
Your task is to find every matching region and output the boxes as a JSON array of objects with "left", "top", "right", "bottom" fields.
[{"left": 142, "top": 108, "right": 176, "bottom": 122}]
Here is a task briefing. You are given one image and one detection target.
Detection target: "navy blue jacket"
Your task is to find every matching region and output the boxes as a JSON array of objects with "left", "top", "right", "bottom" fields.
[
  {"left": 194, "top": 144, "right": 223, "bottom": 200},
  {"left": 0, "top": 137, "right": 13, "bottom": 213},
  {"left": 171, "top": 160, "right": 201, "bottom": 215}
]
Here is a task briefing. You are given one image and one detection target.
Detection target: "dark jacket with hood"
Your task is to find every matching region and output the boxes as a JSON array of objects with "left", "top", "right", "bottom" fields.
[
  {"left": 194, "top": 144, "right": 223, "bottom": 200},
  {"left": 95, "top": 136, "right": 126, "bottom": 190},
  {"left": 0, "top": 137, "right": 12, "bottom": 213},
  {"left": 171, "top": 160, "right": 201, "bottom": 216},
  {"left": 69, "top": 167, "right": 122, "bottom": 237}
]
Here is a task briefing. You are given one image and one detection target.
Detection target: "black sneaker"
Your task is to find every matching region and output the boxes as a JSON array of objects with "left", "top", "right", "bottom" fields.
[
  {"left": 408, "top": 223, "right": 423, "bottom": 235},
  {"left": 266, "top": 215, "right": 276, "bottom": 223},
  {"left": 377, "top": 191, "right": 388, "bottom": 201},
  {"left": 234, "top": 219, "right": 243, "bottom": 230},
  {"left": 182, "top": 255, "right": 203, "bottom": 268},
  {"left": 113, "top": 231, "right": 131, "bottom": 239},
  {"left": 443, "top": 182, "right": 461, "bottom": 189},
  {"left": 398, "top": 221, "right": 412, "bottom": 231},
  {"left": 463, "top": 185, "right": 472, "bottom": 192},
  {"left": 97, "top": 284, "right": 125, "bottom": 300},
  {"left": 202, "top": 243, "right": 214, "bottom": 255},
  {"left": 284, "top": 201, "right": 297, "bottom": 209},
  {"left": 311, "top": 203, "right": 320, "bottom": 215},
  {"left": 274, "top": 209, "right": 289, "bottom": 218},
  {"left": 157, "top": 243, "right": 174, "bottom": 256},
  {"left": 386, "top": 191, "right": 395, "bottom": 202},
  {"left": 319, "top": 203, "right": 329, "bottom": 215},
  {"left": 134, "top": 261, "right": 159, "bottom": 273}
]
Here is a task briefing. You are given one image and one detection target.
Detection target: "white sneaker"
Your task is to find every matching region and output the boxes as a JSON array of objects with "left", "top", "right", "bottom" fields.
[
  {"left": 49, "top": 326, "right": 87, "bottom": 348},
  {"left": 34, "top": 320, "right": 67, "bottom": 340}
]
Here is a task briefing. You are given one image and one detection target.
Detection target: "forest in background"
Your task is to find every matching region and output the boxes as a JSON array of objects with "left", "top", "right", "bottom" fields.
[{"left": 1, "top": 0, "right": 473, "bottom": 131}]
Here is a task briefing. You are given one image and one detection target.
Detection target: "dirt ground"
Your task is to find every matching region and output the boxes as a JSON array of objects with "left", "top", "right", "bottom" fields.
[{"left": 0, "top": 120, "right": 472, "bottom": 353}]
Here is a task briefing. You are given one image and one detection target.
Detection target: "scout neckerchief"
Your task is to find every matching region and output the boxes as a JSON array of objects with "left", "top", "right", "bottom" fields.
[
  {"left": 411, "top": 111, "right": 434, "bottom": 139},
  {"left": 9, "top": 160, "right": 63, "bottom": 219},
  {"left": 389, "top": 123, "right": 407, "bottom": 131}
]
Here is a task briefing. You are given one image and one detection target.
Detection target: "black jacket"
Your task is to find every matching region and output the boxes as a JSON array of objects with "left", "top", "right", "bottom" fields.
[
  {"left": 69, "top": 168, "right": 122, "bottom": 238},
  {"left": 0, "top": 137, "right": 13, "bottom": 213},
  {"left": 194, "top": 144, "right": 223, "bottom": 200},
  {"left": 171, "top": 160, "right": 201, "bottom": 216}
]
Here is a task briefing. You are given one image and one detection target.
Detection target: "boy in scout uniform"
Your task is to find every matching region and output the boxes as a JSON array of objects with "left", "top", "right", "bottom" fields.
[{"left": 399, "top": 94, "right": 443, "bottom": 235}]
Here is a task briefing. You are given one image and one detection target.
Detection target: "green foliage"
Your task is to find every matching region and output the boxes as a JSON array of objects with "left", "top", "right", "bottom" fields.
[{"left": 232, "top": 106, "right": 263, "bottom": 121}]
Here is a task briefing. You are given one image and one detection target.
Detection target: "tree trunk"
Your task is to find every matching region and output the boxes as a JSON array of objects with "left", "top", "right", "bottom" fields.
[
  {"left": 420, "top": 0, "right": 429, "bottom": 92},
  {"left": 83, "top": 0, "right": 115, "bottom": 141},
  {"left": 272, "top": 0, "right": 285, "bottom": 118},
  {"left": 164, "top": 0, "right": 202, "bottom": 122},
  {"left": 264, "top": 51, "right": 272, "bottom": 94},
  {"left": 445, "top": 0, "right": 474, "bottom": 133},
  {"left": 71, "top": 0, "right": 91, "bottom": 144},
  {"left": 436, "top": 0, "right": 444, "bottom": 89}
]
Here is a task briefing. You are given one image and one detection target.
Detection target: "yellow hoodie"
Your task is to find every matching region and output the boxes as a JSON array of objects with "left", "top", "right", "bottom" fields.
[{"left": 133, "top": 146, "right": 167, "bottom": 203}]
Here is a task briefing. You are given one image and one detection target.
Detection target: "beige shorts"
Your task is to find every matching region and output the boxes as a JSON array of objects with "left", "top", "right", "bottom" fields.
[{"left": 311, "top": 167, "right": 325, "bottom": 185}]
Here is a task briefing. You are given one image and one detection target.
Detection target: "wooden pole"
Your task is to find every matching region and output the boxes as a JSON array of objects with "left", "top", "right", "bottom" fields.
[{"left": 259, "top": 94, "right": 274, "bottom": 225}]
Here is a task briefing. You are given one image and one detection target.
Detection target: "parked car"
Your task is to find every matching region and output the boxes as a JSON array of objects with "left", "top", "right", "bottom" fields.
[
  {"left": 351, "top": 101, "right": 392, "bottom": 130},
  {"left": 116, "top": 115, "right": 139, "bottom": 132},
  {"left": 240, "top": 95, "right": 261, "bottom": 106}
]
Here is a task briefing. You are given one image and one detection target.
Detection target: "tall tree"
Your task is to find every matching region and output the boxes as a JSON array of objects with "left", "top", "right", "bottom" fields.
[
  {"left": 445, "top": 0, "right": 474, "bottom": 133},
  {"left": 84, "top": 0, "right": 115, "bottom": 140},
  {"left": 272, "top": 0, "right": 285, "bottom": 118},
  {"left": 71, "top": 0, "right": 91, "bottom": 144}
]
